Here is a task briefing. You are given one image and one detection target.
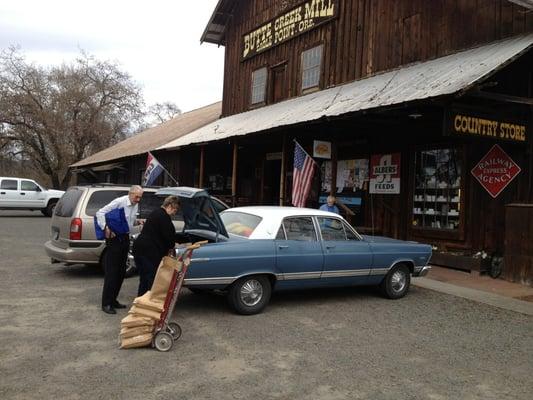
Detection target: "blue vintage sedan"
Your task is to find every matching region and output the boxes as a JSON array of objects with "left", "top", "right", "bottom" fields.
[{"left": 170, "top": 200, "right": 432, "bottom": 315}]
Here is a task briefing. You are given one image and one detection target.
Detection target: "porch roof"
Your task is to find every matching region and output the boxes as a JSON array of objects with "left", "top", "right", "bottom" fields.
[
  {"left": 71, "top": 102, "right": 221, "bottom": 168},
  {"left": 160, "top": 33, "right": 533, "bottom": 151}
]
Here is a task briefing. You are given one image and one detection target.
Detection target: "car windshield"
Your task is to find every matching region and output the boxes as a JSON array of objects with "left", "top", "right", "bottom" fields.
[{"left": 220, "top": 211, "right": 262, "bottom": 238}]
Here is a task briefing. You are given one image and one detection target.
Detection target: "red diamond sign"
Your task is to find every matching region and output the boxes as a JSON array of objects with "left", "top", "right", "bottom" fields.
[{"left": 471, "top": 144, "right": 521, "bottom": 198}]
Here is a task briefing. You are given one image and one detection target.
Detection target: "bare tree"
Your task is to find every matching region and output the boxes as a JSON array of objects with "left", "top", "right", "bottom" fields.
[
  {"left": 0, "top": 47, "right": 144, "bottom": 189},
  {"left": 147, "top": 101, "right": 181, "bottom": 124}
]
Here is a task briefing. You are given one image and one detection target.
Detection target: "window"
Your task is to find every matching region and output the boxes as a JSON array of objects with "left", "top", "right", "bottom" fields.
[
  {"left": 54, "top": 188, "right": 83, "bottom": 217},
  {"left": 221, "top": 211, "right": 262, "bottom": 238},
  {"left": 343, "top": 222, "right": 360, "bottom": 240},
  {"left": 0, "top": 179, "right": 17, "bottom": 190},
  {"left": 85, "top": 190, "right": 128, "bottom": 216},
  {"left": 251, "top": 67, "right": 267, "bottom": 105},
  {"left": 21, "top": 180, "right": 40, "bottom": 191},
  {"left": 317, "top": 217, "right": 346, "bottom": 241},
  {"left": 282, "top": 217, "right": 317, "bottom": 241},
  {"left": 413, "top": 148, "right": 462, "bottom": 230},
  {"left": 301, "top": 44, "right": 323, "bottom": 91}
]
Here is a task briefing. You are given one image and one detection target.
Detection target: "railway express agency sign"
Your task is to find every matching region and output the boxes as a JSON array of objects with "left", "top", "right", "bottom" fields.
[
  {"left": 242, "top": 0, "right": 337, "bottom": 60},
  {"left": 471, "top": 145, "right": 521, "bottom": 198}
]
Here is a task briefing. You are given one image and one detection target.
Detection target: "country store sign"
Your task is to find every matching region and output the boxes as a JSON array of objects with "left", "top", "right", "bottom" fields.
[
  {"left": 471, "top": 145, "right": 521, "bottom": 198},
  {"left": 242, "top": 0, "right": 337, "bottom": 60},
  {"left": 449, "top": 110, "right": 527, "bottom": 143}
]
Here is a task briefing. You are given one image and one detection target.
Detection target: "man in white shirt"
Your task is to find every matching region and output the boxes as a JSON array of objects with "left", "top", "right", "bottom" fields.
[{"left": 96, "top": 185, "right": 144, "bottom": 314}]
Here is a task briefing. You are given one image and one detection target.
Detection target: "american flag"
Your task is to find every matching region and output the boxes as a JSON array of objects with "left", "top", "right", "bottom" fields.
[{"left": 292, "top": 142, "right": 316, "bottom": 208}]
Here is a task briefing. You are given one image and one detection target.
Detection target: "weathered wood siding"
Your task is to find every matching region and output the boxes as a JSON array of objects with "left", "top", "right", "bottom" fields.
[{"left": 221, "top": 0, "right": 533, "bottom": 116}]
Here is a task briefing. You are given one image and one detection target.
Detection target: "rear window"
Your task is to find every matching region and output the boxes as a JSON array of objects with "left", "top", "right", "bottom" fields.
[
  {"left": 221, "top": 211, "right": 262, "bottom": 238},
  {"left": 138, "top": 192, "right": 171, "bottom": 219},
  {"left": 54, "top": 188, "right": 83, "bottom": 217},
  {"left": 85, "top": 190, "right": 128, "bottom": 216}
]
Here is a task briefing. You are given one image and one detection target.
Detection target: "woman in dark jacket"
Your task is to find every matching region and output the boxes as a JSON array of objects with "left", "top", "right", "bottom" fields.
[{"left": 133, "top": 196, "right": 180, "bottom": 296}]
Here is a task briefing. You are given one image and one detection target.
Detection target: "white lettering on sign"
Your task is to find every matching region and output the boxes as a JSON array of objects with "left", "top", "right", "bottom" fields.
[{"left": 242, "top": 0, "right": 337, "bottom": 59}]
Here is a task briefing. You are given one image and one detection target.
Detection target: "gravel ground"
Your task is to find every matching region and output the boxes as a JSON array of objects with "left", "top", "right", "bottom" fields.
[{"left": 1, "top": 211, "right": 532, "bottom": 400}]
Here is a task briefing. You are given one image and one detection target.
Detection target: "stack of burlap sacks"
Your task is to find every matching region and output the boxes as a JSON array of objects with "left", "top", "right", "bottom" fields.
[{"left": 120, "top": 256, "right": 183, "bottom": 349}]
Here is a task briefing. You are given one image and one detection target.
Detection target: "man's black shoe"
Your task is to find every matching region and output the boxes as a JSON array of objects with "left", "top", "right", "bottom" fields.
[
  {"left": 102, "top": 305, "right": 117, "bottom": 314},
  {"left": 113, "top": 301, "right": 127, "bottom": 309}
]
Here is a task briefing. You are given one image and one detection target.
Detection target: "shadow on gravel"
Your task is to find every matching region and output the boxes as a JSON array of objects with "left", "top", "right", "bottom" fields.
[
  {"left": 270, "top": 285, "right": 381, "bottom": 307},
  {"left": 53, "top": 263, "right": 103, "bottom": 279},
  {"left": 171, "top": 285, "right": 385, "bottom": 316}
]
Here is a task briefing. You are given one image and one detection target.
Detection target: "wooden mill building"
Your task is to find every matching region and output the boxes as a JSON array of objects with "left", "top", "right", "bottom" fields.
[{"left": 74, "top": 0, "right": 533, "bottom": 282}]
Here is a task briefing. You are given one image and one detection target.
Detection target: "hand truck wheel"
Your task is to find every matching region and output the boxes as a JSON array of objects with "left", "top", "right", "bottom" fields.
[
  {"left": 167, "top": 322, "right": 182, "bottom": 340},
  {"left": 154, "top": 331, "right": 174, "bottom": 352}
]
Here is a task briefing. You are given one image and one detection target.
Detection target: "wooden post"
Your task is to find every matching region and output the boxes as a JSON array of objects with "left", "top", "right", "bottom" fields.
[
  {"left": 279, "top": 136, "right": 286, "bottom": 206},
  {"left": 199, "top": 145, "right": 205, "bottom": 188},
  {"left": 232, "top": 142, "right": 238, "bottom": 207},
  {"left": 331, "top": 140, "right": 338, "bottom": 196}
]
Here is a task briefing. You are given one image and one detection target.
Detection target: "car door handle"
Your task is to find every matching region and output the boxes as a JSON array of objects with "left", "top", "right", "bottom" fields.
[
  {"left": 326, "top": 245, "right": 336, "bottom": 249},
  {"left": 278, "top": 245, "right": 289, "bottom": 249},
  {"left": 20, "top": 192, "right": 26, "bottom": 195},
  {"left": 0, "top": 192, "right": 5, "bottom": 195}
]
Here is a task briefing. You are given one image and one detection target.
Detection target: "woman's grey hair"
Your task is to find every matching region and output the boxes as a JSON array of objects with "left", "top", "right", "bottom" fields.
[
  {"left": 162, "top": 195, "right": 180, "bottom": 209},
  {"left": 129, "top": 185, "right": 144, "bottom": 194}
]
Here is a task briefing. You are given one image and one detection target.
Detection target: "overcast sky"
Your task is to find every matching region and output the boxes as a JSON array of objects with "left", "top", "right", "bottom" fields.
[{"left": 0, "top": 0, "right": 224, "bottom": 112}]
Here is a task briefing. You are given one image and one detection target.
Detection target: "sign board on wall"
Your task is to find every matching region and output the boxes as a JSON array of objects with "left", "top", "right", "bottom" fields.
[
  {"left": 369, "top": 153, "right": 401, "bottom": 194},
  {"left": 471, "top": 144, "right": 521, "bottom": 198},
  {"left": 242, "top": 0, "right": 338, "bottom": 60},
  {"left": 448, "top": 109, "right": 527, "bottom": 143},
  {"left": 313, "top": 140, "right": 331, "bottom": 159}
]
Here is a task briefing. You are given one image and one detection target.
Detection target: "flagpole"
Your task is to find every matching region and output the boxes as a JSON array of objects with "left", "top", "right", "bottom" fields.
[
  {"left": 146, "top": 152, "right": 179, "bottom": 187},
  {"left": 159, "top": 163, "right": 180, "bottom": 186},
  {"left": 293, "top": 139, "right": 318, "bottom": 166}
]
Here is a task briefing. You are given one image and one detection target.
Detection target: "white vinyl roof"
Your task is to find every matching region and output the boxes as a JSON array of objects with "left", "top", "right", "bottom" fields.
[{"left": 160, "top": 34, "right": 533, "bottom": 151}]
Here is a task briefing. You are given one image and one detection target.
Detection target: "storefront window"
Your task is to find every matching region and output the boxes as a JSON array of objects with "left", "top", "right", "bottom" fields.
[{"left": 413, "top": 148, "right": 462, "bottom": 230}]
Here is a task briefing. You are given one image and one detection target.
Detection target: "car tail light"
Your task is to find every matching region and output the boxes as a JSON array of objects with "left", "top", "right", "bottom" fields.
[{"left": 70, "top": 218, "right": 82, "bottom": 240}]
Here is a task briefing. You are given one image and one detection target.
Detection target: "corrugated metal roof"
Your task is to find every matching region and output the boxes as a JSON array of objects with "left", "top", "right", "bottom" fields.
[
  {"left": 71, "top": 102, "right": 221, "bottom": 167},
  {"left": 160, "top": 34, "right": 533, "bottom": 151},
  {"left": 508, "top": 0, "right": 533, "bottom": 9}
]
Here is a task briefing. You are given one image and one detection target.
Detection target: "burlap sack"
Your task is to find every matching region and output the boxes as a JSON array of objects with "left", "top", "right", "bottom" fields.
[
  {"left": 129, "top": 305, "right": 162, "bottom": 320},
  {"left": 120, "top": 325, "right": 154, "bottom": 339},
  {"left": 151, "top": 256, "right": 183, "bottom": 303},
  {"left": 120, "top": 313, "right": 156, "bottom": 328},
  {"left": 133, "top": 291, "right": 164, "bottom": 312},
  {"left": 120, "top": 333, "right": 153, "bottom": 349}
]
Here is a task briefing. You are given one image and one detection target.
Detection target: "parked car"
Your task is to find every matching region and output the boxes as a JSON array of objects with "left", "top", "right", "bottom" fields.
[
  {"left": 0, "top": 177, "right": 64, "bottom": 216},
  {"left": 44, "top": 185, "right": 228, "bottom": 273},
  {"left": 167, "top": 203, "right": 432, "bottom": 315}
]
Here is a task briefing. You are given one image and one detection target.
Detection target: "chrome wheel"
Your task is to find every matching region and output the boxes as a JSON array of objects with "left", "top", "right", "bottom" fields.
[
  {"left": 390, "top": 270, "right": 407, "bottom": 294},
  {"left": 154, "top": 331, "right": 173, "bottom": 352},
  {"left": 228, "top": 275, "right": 272, "bottom": 315},
  {"left": 239, "top": 279, "right": 263, "bottom": 307},
  {"left": 380, "top": 264, "right": 410, "bottom": 299}
]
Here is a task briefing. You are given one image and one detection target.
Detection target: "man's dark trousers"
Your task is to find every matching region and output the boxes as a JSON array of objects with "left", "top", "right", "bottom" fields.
[{"left": 101, "top": 235, "right": 130, "bottom": 307}]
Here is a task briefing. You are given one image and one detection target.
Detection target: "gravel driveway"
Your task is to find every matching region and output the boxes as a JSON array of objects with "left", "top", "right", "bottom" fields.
[{"left": 1, "top": 211, "right": 532, "bottom": 400}]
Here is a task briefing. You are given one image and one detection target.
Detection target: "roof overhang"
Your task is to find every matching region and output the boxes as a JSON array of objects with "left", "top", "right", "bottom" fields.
[
  {"left": 201, "top": 0, "right": 235, "bottom": 45},
  {"left": 507, "top": 0, "right": 533, "bottom": 10},
  {"left": 159, "top": 33, "right": 533, "bottom": 151}
]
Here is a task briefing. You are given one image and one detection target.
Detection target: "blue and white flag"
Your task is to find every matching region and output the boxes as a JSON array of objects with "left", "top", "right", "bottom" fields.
[{"left": 142, "top": 152, "right": 164, "bottom": 186}]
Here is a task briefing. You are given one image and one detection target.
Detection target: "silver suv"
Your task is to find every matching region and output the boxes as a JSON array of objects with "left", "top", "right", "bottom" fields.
[
  {"left": 44, "top": 185, "right": 229, "bottom": 272},
  {"left": 44, "top": 185, "right": 158, "bottom": 269}
]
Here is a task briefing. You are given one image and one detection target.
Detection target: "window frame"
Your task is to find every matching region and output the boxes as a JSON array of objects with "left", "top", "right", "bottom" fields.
[
  {"left": 250, "top": 66, "right": 268, "bottom": 107},
  {"left": 301, "top": 43, "right": 324, "bottom": 93},
  {"left": 0, "top": 179, "right": 18, "bottom": 190},
  {"left": 409, "top": 144, "right": 466, "bottom": 241},
  {"left": 281, "top": 216, "right": 318, "bottom": 242}
]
